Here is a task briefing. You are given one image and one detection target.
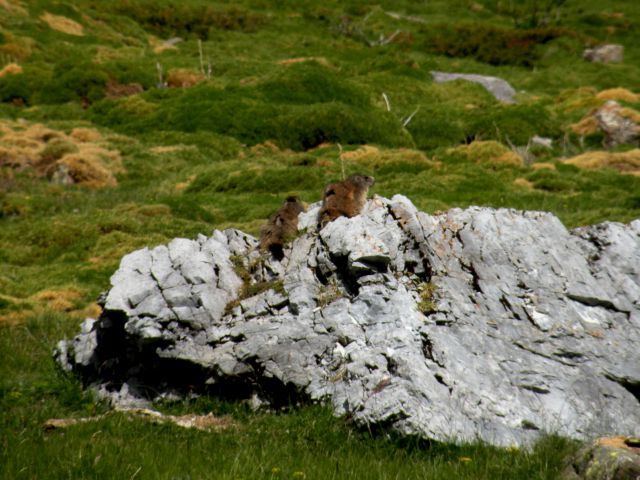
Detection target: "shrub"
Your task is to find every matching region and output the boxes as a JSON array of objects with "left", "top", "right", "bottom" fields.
[
  {"left": 91, "top": 84, "right": 413, "bottom": 150},
  {"left": 110, "top": 1, "right": 266, "bottom": 39},
  {"left": 35, "top": 62, "right": 109, "bottom": 104},
  {"left": 526, "top": 169, "right": 574, "bottom": 192},
  {"left": 0, "top": 65, "right": 49, "bottom": 105},
  {"left": 258, "top": 63, "right": 370, "bottom": 108},
  {"left": 423, "top": 23, "right": 571, "bottom": 67}
]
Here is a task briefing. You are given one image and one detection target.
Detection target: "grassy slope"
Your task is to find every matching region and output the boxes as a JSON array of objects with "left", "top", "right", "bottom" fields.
[{"left": 1, "top": 0, "right": 639, "bottom": 477}]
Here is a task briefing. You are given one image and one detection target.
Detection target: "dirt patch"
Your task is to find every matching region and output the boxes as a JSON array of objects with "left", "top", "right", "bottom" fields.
[
  {"left": 167, "top": 69, "right": 205, "bottom": 88},
  {"left": 597, "top": 436, "right": 640, "bottom": 452},
  {"left": 0, "top": 120, "right": 123, "bottom": 188},
  {"left": 40, "top": 12, "right": 84, "bottom": 36},
  {"left": 105, "top": 80, "right": 144, "bottom": 99},
  {"left": 563, "top": 149, "right": 640, "bottom": 175}
]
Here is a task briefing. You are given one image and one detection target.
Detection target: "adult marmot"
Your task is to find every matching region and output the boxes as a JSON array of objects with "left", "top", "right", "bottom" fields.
[
  {"left": 259, "top": 196, "right": 306, "bottom": 260},
  {"left": 318, "top": 173, "right": 375, "bottom": 228}
]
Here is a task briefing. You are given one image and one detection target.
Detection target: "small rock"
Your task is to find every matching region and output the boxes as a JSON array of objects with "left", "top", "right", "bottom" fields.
[
  {"left": 530, "top": 135, "right": 553, "bottom": 149},
  {"left": 431, "top": 71, "right": 516, "bottom": 103},
  {"left": 583, "top": 44, "right": 624, "bottom": 64},
  {"left": 594, "top": 100, "right": 639, "bottom": 148}
]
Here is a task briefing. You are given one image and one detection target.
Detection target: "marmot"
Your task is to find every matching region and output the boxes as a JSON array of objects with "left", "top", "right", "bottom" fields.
[
  {"left": 318, "top": 173, "right": 375, "bottom": 228},
  {"left": 259, "top": 196, "right": 306, "bottom": 260}
]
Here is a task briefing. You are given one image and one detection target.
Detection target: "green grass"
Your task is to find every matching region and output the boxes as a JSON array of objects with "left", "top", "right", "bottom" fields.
[
  {"left": 0, "top": 315, "right": 578, "bottom": 480},
  {"left": 2, "top": 0, "right": 640, "bottom": 477}
]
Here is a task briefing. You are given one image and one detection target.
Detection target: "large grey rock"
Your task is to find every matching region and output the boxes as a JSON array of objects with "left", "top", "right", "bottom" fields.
[
  {"left": 430, "top": 71, "right": 516, "bottom": 103},
  {"left": 56, "top": 196, "right": 640, "bottom": 447}
]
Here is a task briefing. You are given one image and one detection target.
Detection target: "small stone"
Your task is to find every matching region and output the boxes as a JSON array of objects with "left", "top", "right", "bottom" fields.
[
  {"left": 431, "top": 71, "right": 516, "bottom": 103},
  {"left": 583, "top": 44, "right": 624, "bottom": 64}
]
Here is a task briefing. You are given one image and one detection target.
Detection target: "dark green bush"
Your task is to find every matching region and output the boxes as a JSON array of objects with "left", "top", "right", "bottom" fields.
[
  {"left": 91, "top": 84, "right": 412, "bottom": 150},
  {"left": 0, "top": 66, "right": 49, "bottom": 105},
  {"left": 35, "top": 62, "right": 109, "bottom": 104},
  {"left": 258, "top": 63, "right": 370, "bottom": 108},
  {"left": 423, "top": 23, "right": 571, "bottom": 67},
  {"left": 188, "top": 166, "right": 325, "bottom": 194},
  {"left": 468, "top": 103, "right": 561, "bottom": 145},
  {"left": 406, "top": 108, "right": 466, "bottom": 151},
  {"left": 526, "top": 169, "right": 574, "bottom": 192},
  {"left": 110, "top": 1, "right": 266, "bottom": 39}
]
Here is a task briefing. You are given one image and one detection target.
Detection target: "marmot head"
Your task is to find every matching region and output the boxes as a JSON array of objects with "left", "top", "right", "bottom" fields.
[
  {"left": 348, "top": 173, "right": 375, "bottom": 189},
  {"left": 283, "top": 196, "right": 306, "bottom": 214}
]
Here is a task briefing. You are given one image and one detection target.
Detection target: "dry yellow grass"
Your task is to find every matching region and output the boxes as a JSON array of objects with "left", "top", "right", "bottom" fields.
[
  {"left": 513, "top": 178, "right": 534, "bottom": 190},
  {"left": 277, "top": 57, "right": 332, "bottom": 68},
  {"left": 70, "top": 127, "right": 102, "bottom": 143},
  {"left": 595, "top": 88, "right": 639, "bottom": 103},
  {"left": 0, "top": 31, "right": 35, "bottom": 59},
  {"left": 0, "top": 120, "right": 123, "bottom": 187},
  {"left": 249, "top": 140, "right": 292, "bottom": 155},
  {"left": 531, "top": 162, "right": 557, "bottom": 170},
  {"left": 620, "top": 106, "right": 640, "bottom": 124},
  {"left": 0, "top": 0, "right": 27, "bottom": 16},
  {"left": 57, "top": 153, "right": 117, "bottom": 188},
  {"left": 448, "top": 141, "right": 523, "bottom": 166},
  {"left": 40, "top": 12, "right": 84, "bottom": 36},
  {"left": 0, "top": 310, "right": 30, "bottom": 326},
  {"left": 569, "top": 115, "right": 599, "bottom": 136},
  {"left": 31, "top": 288, "right": 82, "bottom": 312},
  {"left": 555, "top": 87, "right": 599, "bottom": 112},
  {"left": 166, "top": 69, "right": 205, "bottom": 88},
  {"left": 149, "top": 145, "right": 189, "bottom": 154},
  {"left": 341, "top": 145, "right": 434, "bottom": 168},
  {"left": 564, "top": 149, "right": 640, "bottom": 175},
  {"left": 0, "top": 63, "right": 22, "bottom": 77}
]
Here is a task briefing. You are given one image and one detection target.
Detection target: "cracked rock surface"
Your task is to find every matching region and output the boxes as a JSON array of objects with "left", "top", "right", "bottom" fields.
[{"left": 56, "top": 195, "right": 640, "bottom": 447}]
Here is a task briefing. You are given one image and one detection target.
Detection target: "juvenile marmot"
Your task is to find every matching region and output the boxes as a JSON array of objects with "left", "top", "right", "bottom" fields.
[
  {"left": 318, "top": 173, "right": 375, "bottom": 228},
  {"left": 259, "top": 196, "right": 306, "bottom": 260}
]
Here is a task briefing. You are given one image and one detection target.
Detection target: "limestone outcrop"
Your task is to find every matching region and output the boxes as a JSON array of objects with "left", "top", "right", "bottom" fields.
[{"left": 56, "top": 195, "right": 640, "bottom": 447}]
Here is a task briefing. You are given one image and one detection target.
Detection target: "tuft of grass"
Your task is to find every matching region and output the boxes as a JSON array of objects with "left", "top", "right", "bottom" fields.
[{"left": 417, "top": 282, "right": 438, "bottom": 314}]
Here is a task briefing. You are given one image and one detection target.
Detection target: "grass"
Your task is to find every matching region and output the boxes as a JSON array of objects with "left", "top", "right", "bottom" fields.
[
  {"left": 0, "top": 314, "right": 578, "bottom": 480},
  {"left": 1, "top": 0, "right": 639, "bottom": 477}
]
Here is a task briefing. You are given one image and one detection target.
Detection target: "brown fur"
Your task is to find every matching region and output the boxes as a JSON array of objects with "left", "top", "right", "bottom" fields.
[
  {"left": 318, "top": 173, "right": 375, "bottom": 228},
  {"left": 259, "top": 196, "right": 306, "bottom": 260}
]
